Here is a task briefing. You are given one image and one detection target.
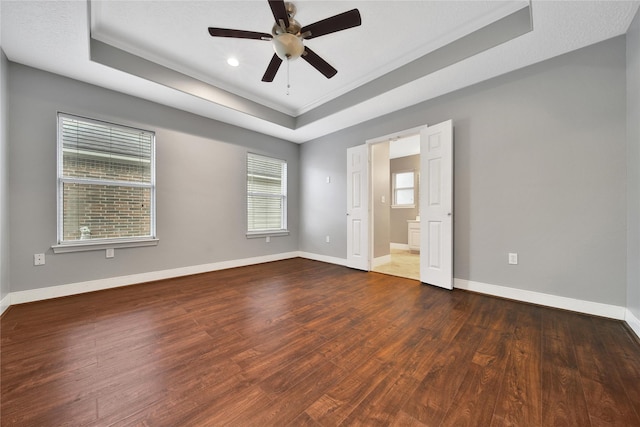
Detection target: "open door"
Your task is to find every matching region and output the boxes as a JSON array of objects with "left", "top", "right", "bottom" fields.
[
  {"left": 420, "top": 120, "right": 453, "bottom": 289},
  {"left": 346, "top": 144, "right": 369, "bottom": 271}
]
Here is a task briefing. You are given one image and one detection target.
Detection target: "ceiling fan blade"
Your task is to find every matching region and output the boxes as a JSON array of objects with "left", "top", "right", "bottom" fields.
[
  {"left": 301, "top": 9, "right": 361, "bottom": 40},
  {"left": 268, "top": 0, "right": 289, "bottom": 29},
  {"left": 302, "top": 47, "right": 337, "bottom": 79},
  {"left": 262, "top": 54, "right": 283, "bottom": 82},
  {"left": 208, "top": 28, "right": 272, "bottom": 40}
]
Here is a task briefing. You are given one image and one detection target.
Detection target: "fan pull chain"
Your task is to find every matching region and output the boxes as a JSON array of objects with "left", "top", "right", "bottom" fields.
[{"left": 286, "top": 58, "right": 291, "bottom": 96}]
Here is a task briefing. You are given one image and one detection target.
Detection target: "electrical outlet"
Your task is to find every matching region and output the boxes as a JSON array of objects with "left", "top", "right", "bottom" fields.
[
  {"left": 325, "top": 235, "right": 330, "bottom": 243},
  {"left": 106, "top": 248, "right": 115, "bottom": 258},
  {"left": 508, "top": 253, "right": 518, "bottom": 265},
  {"left": 34, "top": 253, "right": 45, "bottom": 266},
  {"left": 266, "top": 236, "right": 271, "bottom": 243},
  {"left": 326, "top": 176, "right": 331, "bottom": 184}
]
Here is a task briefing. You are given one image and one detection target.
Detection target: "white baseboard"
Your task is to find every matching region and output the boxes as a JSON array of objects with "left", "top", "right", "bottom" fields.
[
  {"left": 454, "top": 278, "right": 626, "bottom": 320},
  {"left": 390, "top": 243, "right": 410, "bottom": 251},
  {"left": 298, "top": 251, "right": 348, "bottom": 267},
  {"left": 10, "top": 252, "right": 299, "bottom": 305},
  {"left": 626, "top": 309, "right": 640, "bottom": 340},
  {"left": 0, "top": 293, "right": 10, "bottom": 316},
  {"left": 372, "top": 254, "right": 392, "bottom": 268}
]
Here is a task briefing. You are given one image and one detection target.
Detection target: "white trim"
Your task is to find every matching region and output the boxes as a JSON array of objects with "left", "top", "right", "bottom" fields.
[
  {"left": 52, "top": 238, "right": 159, "bottom": 254},
  {"left": 366, "top": 125, "right": 425, "bottom": 146},
  {"left": 372, "top": 254, "right": 392, "bottom": 268},
  {"left": 246, "top": 230, "right": 290, "bottom": 239},
  {"left": 454, "top": 278, "right": 626, "bottom": 320},
  {"left": 625, "top": 309, "right": 640, "bottom": 340},
  {"left": 10, "top": 252, "right": 299, "bottom": 305},
  {"left": 0, "top": 293, "right": 10, "bottom": 316},
  {"left": 391, "top": 243, "right": 410, "bottom": 251},
  {"left": 298, "top": 251, "right": 349, "bottom": 267}
]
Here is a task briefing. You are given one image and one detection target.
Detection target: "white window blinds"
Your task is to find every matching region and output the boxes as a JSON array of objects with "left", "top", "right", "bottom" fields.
[
  {"left": 57, "top": 113, "right": 156, "bottom": 243},
  {"left": 247, "top": 153, "right": 287, "bottom": 233}
]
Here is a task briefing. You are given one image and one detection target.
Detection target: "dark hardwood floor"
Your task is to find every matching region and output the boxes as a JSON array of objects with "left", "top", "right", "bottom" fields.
[{"left": 2, "top": 258, "right": 640, "bottom": 426}]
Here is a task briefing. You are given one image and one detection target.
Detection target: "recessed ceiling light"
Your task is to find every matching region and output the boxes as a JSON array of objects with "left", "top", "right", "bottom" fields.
[{"left": 227, "top": 57, "right": 239, "bottom": 67}]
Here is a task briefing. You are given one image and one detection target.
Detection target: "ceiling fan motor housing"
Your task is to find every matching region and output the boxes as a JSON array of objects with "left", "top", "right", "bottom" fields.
[
  {"left": 271, "top": 2, "right": 303, "bottom": 60},
  {"left": 271, "top": 18, "right": 301, "bottom": 37},
  {"left": 285, "top": 2, "right": 297, "bottom": 18}
]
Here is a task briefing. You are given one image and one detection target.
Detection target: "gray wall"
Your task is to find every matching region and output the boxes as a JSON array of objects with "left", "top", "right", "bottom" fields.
[
  {"left": 300, "top": 36, "right": 627, "bottom": 306},
  {"left": 390, "top": 155, "right": 420, "bottom": 244},
  {"left": 3, "top": 28, "right": 633, "bottom": 312},
  {"left": 372, "top": 142, "right": 390, "bottom": 259},
  {"left": 8, "top": 63, "right": 299, "bottom": 293},
  {"left": 0, "top": 47, "right": 8, "bottom": 302},
  {"left": 627, "top": 10, "right": 640, "bottom": 321}
]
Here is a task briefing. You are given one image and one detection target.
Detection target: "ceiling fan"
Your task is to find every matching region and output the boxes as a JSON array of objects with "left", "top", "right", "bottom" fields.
[{"left": 207, "top": 0, "right": 362, "bottom": 82}]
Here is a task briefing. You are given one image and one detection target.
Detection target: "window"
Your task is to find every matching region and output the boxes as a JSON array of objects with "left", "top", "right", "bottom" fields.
[
  {"left": 54, "top": 113, "right": 156, "bottom": 252},
  {"left": 247, "top": 153, "right": 288, "bottom": 236},
  {"left": 392, "top": 171, "right": 415, "bottom": 207}
]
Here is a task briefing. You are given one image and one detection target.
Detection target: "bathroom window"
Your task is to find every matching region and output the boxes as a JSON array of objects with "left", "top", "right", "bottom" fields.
[
  {"left": 54, "top": 113, "right": 156, "bottom": 251},
  {"left": 392, "top": 171, "right": 415, "bottom": 207}
]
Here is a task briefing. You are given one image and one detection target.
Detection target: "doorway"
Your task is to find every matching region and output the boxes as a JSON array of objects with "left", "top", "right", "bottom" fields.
[
  {"left": 347, "top": 120, "right": 454, "bottom": 289},
  {"left": 371, "top": 134, "right": 421, "bottom": 281}
]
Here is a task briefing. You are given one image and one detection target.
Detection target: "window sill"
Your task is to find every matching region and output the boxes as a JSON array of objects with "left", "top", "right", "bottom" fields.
[
  {"left": 391, "top": 204, "right": 416, "bottom": 209},
  {"left": 52, "top": 238, "right": 159, "bottom": 254},
  {"left": 246, "top": 230, "right": 290, "bottom": 239}
]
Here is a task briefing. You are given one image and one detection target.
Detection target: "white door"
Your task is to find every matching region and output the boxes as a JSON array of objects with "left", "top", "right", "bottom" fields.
[
  {"left": 420, "top": 120, "right": 453, "bottom": 289},
  {"left": 346, "top": 144, "right": 369, "bottom": 271}
]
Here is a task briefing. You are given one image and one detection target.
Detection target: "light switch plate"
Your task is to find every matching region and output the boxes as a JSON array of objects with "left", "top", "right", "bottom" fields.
[{"left": 508, "top": 253, "right": 518, "bottom": 265}]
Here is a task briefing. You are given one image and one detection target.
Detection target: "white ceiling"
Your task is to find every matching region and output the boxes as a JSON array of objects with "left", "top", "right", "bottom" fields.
[{"left": 2, "top": 1, "right": 639, "bottom": 143}]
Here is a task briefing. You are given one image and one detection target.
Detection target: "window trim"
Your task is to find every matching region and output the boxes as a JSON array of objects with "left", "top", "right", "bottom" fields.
[
  {"left": 391, "top": 170, "right": 416, "bottom": 209},
  {"left": 54, "top": 112, "right": 158, "bottom": 252},
  {"left": 246, "top": 152, "right": 289, "bottom": 237},
  {"left": 52, "top": 238, "right": 159, "bottom": 254}
]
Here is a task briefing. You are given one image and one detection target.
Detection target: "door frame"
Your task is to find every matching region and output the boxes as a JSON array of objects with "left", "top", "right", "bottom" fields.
[{"left": 366, "top": 124, "right": 427, "bottom": 273}]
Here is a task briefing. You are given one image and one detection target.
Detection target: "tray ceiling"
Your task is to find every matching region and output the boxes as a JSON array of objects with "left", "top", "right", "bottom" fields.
[{"left": 2, "top": 1, "right": 639, "bottom": 142}]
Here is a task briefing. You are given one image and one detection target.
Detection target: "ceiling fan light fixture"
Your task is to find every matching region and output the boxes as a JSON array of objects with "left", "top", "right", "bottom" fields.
[
  {"left": 207, "top": 1, "right": 362, "bottom": 81},
  {"left": 272, "top": 33, "right": 304, "bottom": 60}
]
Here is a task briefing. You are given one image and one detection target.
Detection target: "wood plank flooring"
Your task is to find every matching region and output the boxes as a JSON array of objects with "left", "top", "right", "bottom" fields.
[{"left": 2, "top": 258, "right": 640, "bottom": 426}]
